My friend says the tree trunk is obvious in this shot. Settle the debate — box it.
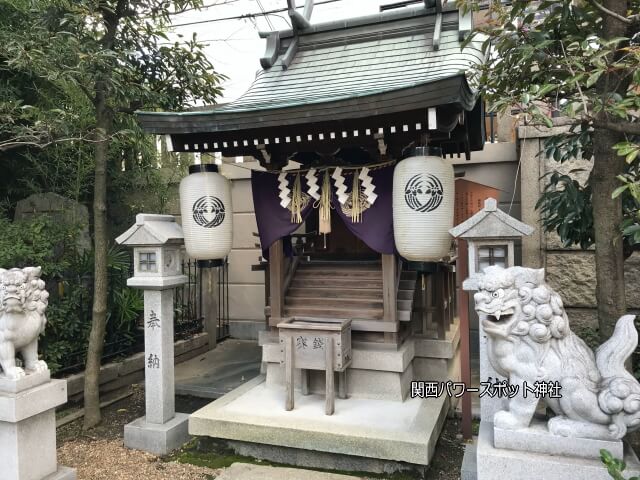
[83,84,111,430]
[592,0,629,341]
[592,126,626,340]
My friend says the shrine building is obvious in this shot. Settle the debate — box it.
[136,0,491,474]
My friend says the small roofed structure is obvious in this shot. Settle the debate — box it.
[450,197,534,290]
[116,214,187,289]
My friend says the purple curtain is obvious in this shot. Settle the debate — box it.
[251,165,395,258]
[331,165,395,255]
[251,170,313,257]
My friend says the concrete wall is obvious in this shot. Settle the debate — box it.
[519,122,640,336]
[220,161,267,340]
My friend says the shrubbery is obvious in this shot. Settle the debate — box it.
[0,215,143,374]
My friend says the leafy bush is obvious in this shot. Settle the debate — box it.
[0,215,143,374]
[601,449,639,480]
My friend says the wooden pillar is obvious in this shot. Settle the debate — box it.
[382,254,397,322]
[382,254,398,343]
[285,335,294,411]
[325,336,335,415]
[435,270,445,340]
[201,266,219,350]
[269,239,285,326]
[457,240,473,440]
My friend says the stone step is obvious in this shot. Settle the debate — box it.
[284,306,384,320]
[287,287,382,298]
[285,296,383,309]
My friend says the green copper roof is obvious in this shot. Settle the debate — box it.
[138,7,485,136]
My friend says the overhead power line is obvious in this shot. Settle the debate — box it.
[169,0,344,28]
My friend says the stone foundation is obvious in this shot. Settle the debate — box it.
[463,421,640,480]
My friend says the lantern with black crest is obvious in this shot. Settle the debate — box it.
[179,164,233,266]
[393,146,454,261]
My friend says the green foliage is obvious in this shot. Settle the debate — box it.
[601,449,640,480]
[0,0,222,381]
[613,163,640,247]
[0,214,143,373]
[459,0,640,251]
[536,170,594,249]
[0,0,222,205]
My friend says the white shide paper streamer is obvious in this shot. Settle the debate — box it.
[278,172,291,208]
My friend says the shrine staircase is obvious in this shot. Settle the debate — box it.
[284,261,417,323]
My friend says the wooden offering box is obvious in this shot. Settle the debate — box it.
[277,317,352,415]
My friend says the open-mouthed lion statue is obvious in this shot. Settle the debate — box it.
[475,265,640,440]
[0,267,49,380]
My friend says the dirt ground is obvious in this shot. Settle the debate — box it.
[56,385,466,480]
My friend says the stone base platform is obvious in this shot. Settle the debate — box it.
[0,369,50,393]
[463,421,640,480]
[189,375,448,470]
[124,412,191,455]
[494,419,623,460]
[43,466,77,480]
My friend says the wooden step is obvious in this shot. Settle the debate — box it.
[285,296,383,309]
[287,287,382,298]
[284,306,383,320]
[401,271,418,280]
[397,299,413,311]
[292,278,383,288]
[398,290,414,300]
[299,262,381,270]
[295,269,382,278]
[399,280,415,290]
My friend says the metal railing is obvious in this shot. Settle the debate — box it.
[53,259,205,376]
[217,258,230,341]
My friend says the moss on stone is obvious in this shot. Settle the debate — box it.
[168,438,422,479]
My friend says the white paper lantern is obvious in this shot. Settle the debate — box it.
[393,147,454,261]
[179,164,233,263]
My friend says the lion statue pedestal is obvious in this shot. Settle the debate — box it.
[0,267,76,480]
[469,266,640,480]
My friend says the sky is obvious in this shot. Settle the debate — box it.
[168,0,399,102]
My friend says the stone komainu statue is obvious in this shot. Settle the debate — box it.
[475,265,640,440]
[0,267,49,380]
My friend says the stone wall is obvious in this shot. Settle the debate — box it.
[519,121,640,335]
[14,192,91,251]
[219,161,267,340]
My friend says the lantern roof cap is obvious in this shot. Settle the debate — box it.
[449,197,534,239]
[116,214,184,247]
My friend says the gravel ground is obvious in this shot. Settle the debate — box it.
[57,385,220,480]
[58,439,221,480]
[56,384,465,480]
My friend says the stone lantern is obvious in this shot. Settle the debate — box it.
[116,214,189,455]
[449,197,534,423]
[449,197,534,292]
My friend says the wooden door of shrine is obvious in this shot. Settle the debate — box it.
[304,208,377,260]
